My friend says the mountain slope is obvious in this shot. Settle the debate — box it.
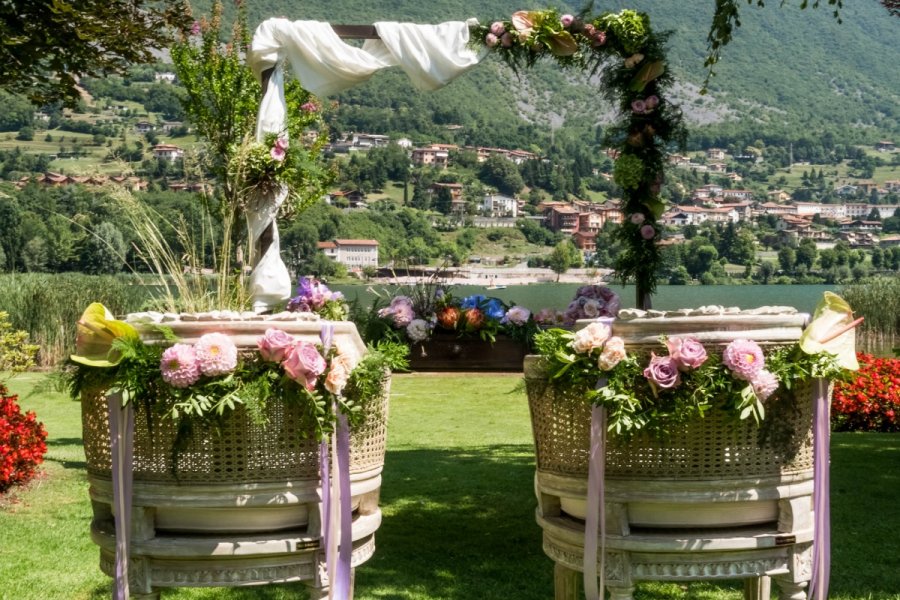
[189,1,900,139]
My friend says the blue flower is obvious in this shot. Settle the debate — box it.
[483,298,506,321]
[461,294,486,310]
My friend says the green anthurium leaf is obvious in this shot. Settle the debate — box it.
[629,60,665,92]
[799,292,860,371]
[547,31,578,57]
[70,302,139,367]
[643,196,666,219]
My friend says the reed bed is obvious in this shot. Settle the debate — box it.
[841,277,900,356]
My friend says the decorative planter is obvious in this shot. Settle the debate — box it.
[524,310,825,600]
[407,331,528,372]
[81,316,389,599]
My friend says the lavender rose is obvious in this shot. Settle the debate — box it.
[643,353,681,389]
[258,328,295,363]
[665,337,708,371]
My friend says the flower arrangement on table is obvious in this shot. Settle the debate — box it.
[374,290,539,348]
[533,292,860,435]
[472,9,687,308]
[286,276,348,321]
[67,303,406,441]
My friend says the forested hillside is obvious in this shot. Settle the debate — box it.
[189,0,899,148]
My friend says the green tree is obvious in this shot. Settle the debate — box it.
[778,246,797,274]
[80,221,127,274]
[756,261,776,284]
[684,243,719,279]
[796,239,817,271]
[21,237,49,272]
[0,0,189,107]
[547,239,581,282]
[479,155,524,196]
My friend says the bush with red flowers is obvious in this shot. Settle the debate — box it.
[832,353,900,432]
[0,384,48,493]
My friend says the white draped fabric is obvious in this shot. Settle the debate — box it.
[245,19,486,311]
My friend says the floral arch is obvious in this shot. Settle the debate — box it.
[247,8,684,311]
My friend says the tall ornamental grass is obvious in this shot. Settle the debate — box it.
[0,273,149,366]
[841,277,900,356]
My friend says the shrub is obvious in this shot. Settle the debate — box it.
[0,384,48,493]
[832,353,899,432]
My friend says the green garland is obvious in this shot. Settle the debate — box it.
[472,8,687,307]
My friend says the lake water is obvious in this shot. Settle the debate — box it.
[333,283,839,317]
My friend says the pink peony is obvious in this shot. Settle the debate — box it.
[560,14,574,28]
[665,337,708,371]
[643,353,681,389]
[160,343,201,388]
[195,332,238,376]
[490,21,506,36]
[640,224,656,240]
[572,322,611,355]
[324,354,354,396]
[751,369,779,401]
[282,341,327,391]
[503,305,531,326]
[485,33,499,47]
[723,339,765,381]
[258,328,295,363]
[598,336,626,371]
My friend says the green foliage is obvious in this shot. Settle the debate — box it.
[0,0,190,107]
[0,312,38,377]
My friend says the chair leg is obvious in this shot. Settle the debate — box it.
[744,576,772,600]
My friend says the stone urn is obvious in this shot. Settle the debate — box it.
[524,309,825,600]
[81,314,390,599]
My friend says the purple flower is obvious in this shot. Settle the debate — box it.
[190,21,201,36]
[643,353,681,390]
[282,341,326,390]
[723,339,765,381]
[160,343,201,388]
[560,14,574,28]
[631,99,647,114]
[640,224,656,240]
[378,296,415,328]
[195,332,238,376]
[490,21,506,36]
[288,276,337,311]
[665,337,708,371]
[751,369,779,401]
[485,33,499,47]
[270,146,286,162]
[629,212,645,225]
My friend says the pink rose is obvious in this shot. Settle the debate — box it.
[490,21,506,36]
[665,337,708,371]
[592,31,607,47]
[598,336,626,371]
[324,354,354,396]
[270,145,286,162]
[258,328,295,363]
[485,33,499,47]
[572,322,611,355]
[629,212,645,225]
[282,341,326,390]
[645,95,660,109]
[300,101,318,113]
[640,224,656,240]
[560,14,574,28]
[631,99,647,114]
[643,353,681,389]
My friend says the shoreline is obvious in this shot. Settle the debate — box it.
[368,266,614,287]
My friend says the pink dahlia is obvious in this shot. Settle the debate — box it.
[751,369,779,401]
[160,343,201,388]
[195,332,238,376]
[723,339,765,381]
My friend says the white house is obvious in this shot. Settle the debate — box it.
[317,239,379,269]
[152,144,184,162]
[481,194,518,218]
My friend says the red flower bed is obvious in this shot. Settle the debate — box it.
[0,383,48,493]
[832,353,900,432]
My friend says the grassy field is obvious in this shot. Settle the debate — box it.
[1,372,898,600]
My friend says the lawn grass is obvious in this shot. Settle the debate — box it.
[1,372,898,600]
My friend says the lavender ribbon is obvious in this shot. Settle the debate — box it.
[107,392,134,600]
[583,398,608,600]
[317,322,352,599]
[809,378,831,600]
